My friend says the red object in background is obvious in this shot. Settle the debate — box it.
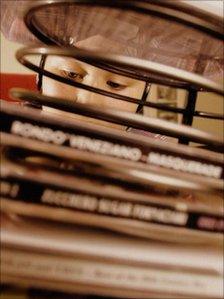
[0,73,37,102]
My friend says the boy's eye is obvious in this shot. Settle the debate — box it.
[61,70,84,81]
[107,80,126,91]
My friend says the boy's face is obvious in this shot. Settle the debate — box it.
[42,56,145,129]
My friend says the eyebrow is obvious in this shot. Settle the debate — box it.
[48,56,85,69]
[60,59,86,71]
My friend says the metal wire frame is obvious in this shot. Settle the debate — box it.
[37,54,47,92]
[24,0,223,45]
[23,0,224,92]
[16,46,224,116]
[36,55,152,115]
[21,0,224,145]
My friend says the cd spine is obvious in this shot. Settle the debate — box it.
[1,178,223,234]
[1,247,222,298]
[1,102,223,179]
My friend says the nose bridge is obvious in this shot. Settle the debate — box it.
[87,70,103,88]
[77,71,107,105]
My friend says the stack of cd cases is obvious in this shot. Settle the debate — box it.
[1,98,223,298]
[1,0,224,298]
